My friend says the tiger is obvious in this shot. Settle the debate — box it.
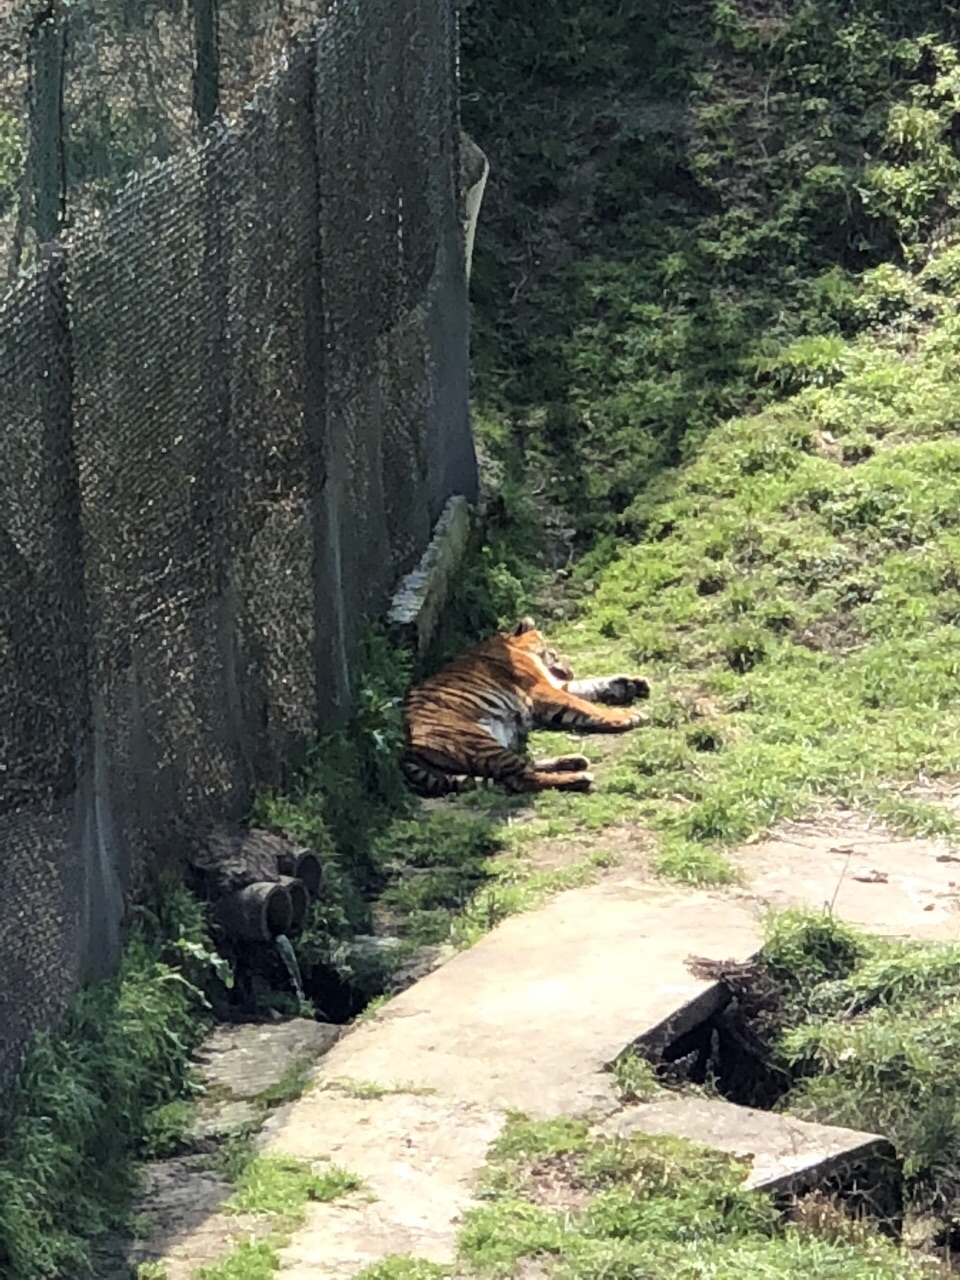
[402,617,650,796]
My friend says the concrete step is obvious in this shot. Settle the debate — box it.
[296,876,762,1116]
[598,1095,902,1225]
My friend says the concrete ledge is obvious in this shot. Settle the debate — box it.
[612,979,733,1065]
[387,494,471,654]
[597,1095,902,1226]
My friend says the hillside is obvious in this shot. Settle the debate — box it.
[460,0,960,877]
[448,0,960,1270]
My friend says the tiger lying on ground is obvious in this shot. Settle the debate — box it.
[402,617,650,796]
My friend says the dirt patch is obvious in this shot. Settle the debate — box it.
[911,775,960,815]
[509,818,652,877]
[526,1153,594,1212]
[92,1161,259,1280]
[793,615,865,656]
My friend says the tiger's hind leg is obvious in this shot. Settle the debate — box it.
[401,752,478,797]
[405,727,595,795]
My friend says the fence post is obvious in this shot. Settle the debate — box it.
[27,1,67,246]
[193,0,221,128]
[302,41,351,729]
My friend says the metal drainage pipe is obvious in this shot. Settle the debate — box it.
[277,876,310,932]
[215,881,292,942]
[276,848,323,898]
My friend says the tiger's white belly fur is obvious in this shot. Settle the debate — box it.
[476,688,534,751]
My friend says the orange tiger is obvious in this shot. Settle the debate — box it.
[402,617,650,795]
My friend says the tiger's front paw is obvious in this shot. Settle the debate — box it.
[535,753,591,773]
[600,676,651,706]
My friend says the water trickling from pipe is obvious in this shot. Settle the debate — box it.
[275,933,306,1005]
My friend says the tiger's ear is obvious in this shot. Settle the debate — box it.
[513,616,538,636]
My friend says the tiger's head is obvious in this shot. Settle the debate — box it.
[508,617,575,681]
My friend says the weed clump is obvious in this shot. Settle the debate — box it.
[0,875,219,1279]
[455,1113,924,1278]
[760,914,960,1218]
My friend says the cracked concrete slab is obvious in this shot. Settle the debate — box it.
[257,877,763,1277]
[298,878,762,1117]
[264,1091,504,1279]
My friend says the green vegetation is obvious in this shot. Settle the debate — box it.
[0,875,220,1280]
[227,1156,363,1223]
[452,1113,924,1279]
[194,1239,284,1280]
[761,911,960,1222]
[609,1051,663,1104]
[253,1054,317,1109]
[452,0,960,880]
[136,1263,169,1280]
[462,0,960,537]
[322,1077,438,1099]
[353,1259,450,1280]
[536,362,960,877]
[191,1157,362,1280]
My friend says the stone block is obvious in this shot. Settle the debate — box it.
[598,1095,902,1227]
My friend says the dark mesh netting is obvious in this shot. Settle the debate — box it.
[314,0,474,638]
[0,0,476,1091]
[0,263,89,1088]
[70,144,246,878]
[0,4,32,277]
[223,39,323,777]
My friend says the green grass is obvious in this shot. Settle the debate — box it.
[462,0,960,536]
[192,1157,363,1280]
[136,1263,169,1280]
[194,1239,283,1280]
[538,346,960,872]
[608,1052,663,1105]
[758,911,960,1220]
[322,1078,437,1100]
[352,1260,450,1280]
[253,1055,316,1109]
[226,1156,362,1224]
[451,1113,925,1279]
[0,875,220,1280]
[441,285,960,882]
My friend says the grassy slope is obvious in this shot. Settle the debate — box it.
[543,312,960,882]
[459,0,960,883]
[440,0,960,1272]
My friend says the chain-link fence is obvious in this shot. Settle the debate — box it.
[0,0,478,1091]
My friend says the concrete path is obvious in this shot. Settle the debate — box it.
[262,874,762,1278]
[123,809,960,1278]
[259,811,960,1279]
